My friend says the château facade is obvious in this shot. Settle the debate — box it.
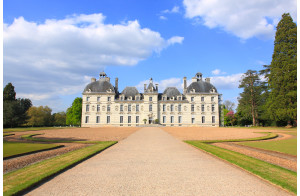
[81,72,222,127]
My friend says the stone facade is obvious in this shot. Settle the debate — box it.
[82,72,222,127]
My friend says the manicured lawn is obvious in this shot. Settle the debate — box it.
[3,141,117,196]
[4,141,61,158]
[239,138,297,156]
[229,126,297,131]
[186,141,297,194]
[3,127,77,133]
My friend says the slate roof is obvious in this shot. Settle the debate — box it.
[147,83,156,91]
[121,87,139,98]
[163,87,181,98]
[187,80,217,93]
[83,80,115,93]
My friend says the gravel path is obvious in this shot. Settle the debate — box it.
[26,128,291,195]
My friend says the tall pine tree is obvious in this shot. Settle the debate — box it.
[267,13,297,126]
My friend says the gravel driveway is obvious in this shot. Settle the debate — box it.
[26,127,291,195]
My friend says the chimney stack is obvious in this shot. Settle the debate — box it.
[183,77,187,94]
[155,84,158,91]
[91,77,96,82]
[205,78,210,83]
[115,77,118,92]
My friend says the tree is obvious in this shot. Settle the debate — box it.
[53,112,67,126]
[3,83,16,101]
[66,97,82,126]
[223,106,230,126]
[27,106,52,127]
[226,111,236,126]
[267,13,297,126]
[237,70,264,126]
[223,100,235,111]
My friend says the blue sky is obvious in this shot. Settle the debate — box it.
[3,0,297,112]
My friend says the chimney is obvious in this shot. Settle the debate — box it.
[144,84,147,92]
[91,77,96,82]
[115,77,118,92]
[205,78,210,83]
[192,77,197,82]
[155,84,158,91]
[183,77,187,94]
[106,77,110,82]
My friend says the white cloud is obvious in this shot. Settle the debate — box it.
[211,69,226,75]
[163,6,180,14]
[210,73,244,90]
[183,0,297,39]
[4,13,184,112]
[160,16,168,20]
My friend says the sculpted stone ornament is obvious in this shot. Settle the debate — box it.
[92,105,95,111]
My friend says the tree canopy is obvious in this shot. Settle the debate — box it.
[26,106,52,127]
[66,97,82,126]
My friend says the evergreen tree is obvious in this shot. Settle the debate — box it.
[267,13,297,126]
[66,97,82,126]
[3,83,16,101]
[237,70,263,126]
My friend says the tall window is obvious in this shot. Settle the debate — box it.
[128,116,131,123]
[212,116,215,123]
[107,105,110,112]
[192,118,195,124]
[201,104,204,112]
[120,104,123,112]
[178,116,182,123]
[97,104,100,112]
[128,104,131,112]
[120,116,123,123]
[96,116,100,123]
[97,97,100,102]
[202,116,205,123]
[163,104,166,112]
[163,116,166,123]
[178,104,181,112]
[86,97,90,101]
[212,104,215,112]
[136,116,139,123]
[191,104,194,112]
[108,97,111,101]
[211,97,214,102]
[136,104,139,112]
[86,105,89,112]
[178,96,182,101]
[85,116,89,123]
[120,96,124,101]
[149,104,152,112]
[171,104,174,112]
[149,97,152,101]
[107,116,110,123]
[191,97,194,102]
[201,97,204,101]
[171,116,174,123]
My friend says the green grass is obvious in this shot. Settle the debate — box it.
[3,127,77,133]
[21,134,100,144]
[226,126,297,131]
[186,141,297,194]
[3,141,62,158]
[240,138,297,156]
[3,141,117,196]
[3,133,14,137]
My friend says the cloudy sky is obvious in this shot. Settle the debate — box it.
[3,0,297,112]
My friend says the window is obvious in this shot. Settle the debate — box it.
[201,97,204,102]
[136,104,139,112]
[97,104,100,112]
[107,116,110,123]
[149,97,152,101]
[191,104,194,112]
[86,97,90,101]
[120,116,123,123]
[171,116,174,123]
[178,104,181,112]
[120,104,123,112]
[128,104,131,112]
[96,116,100,123]
[85,116,89,123]
[178,97,182,101]
[108,97,111,101]
[191,97,194,102]
[120,96,124,101]
[149,104,152,112]
[212,104,215,112]
[201,104,204,112]
[163,104,166,112]
[171,104,174,112]
[202,116,205,123]
[178,116,182,123]
[107,105,110,112]
[136,96,139,100]
[128,116,131,123]
[97,97,100,102]
[163,116,166,123]
[163,97,166,101]
[211,97,214,102]
[212,116,215,123]
[86,105,89,112]
[192,118,195,124]
[136,116,139,123]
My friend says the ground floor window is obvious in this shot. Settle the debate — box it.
[128,116,131,123]
[202,116,205,123]
[178,116,182,123]
[163,116,166,123]
[191,118,195,124]
[171,116,174,123]
[96,116,100,123]
[85,116,89,123]
[107,116,110,123]
[136,116,139,123]
[120,116,123,123]
[212,116,215,123]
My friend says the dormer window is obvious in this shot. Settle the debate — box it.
[120,96,124,101]
[86,97,90,101]
[108,97,111,101]
[178,96,182,101]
